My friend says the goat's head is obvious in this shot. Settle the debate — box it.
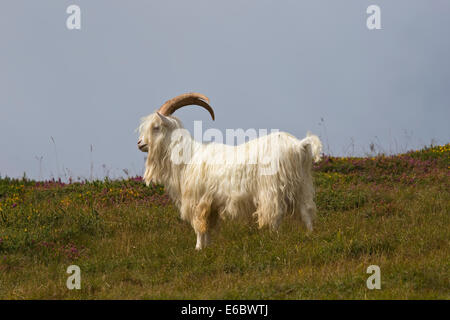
[137,93,215,155]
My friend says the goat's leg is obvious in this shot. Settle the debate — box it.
[195,231,207,250]
[193,201,212,250]
[299,201,316,232]
[301,181,317,232]
[194,229,210,250]
[255,193,283,230]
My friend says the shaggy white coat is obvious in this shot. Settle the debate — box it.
[138,113,322,249]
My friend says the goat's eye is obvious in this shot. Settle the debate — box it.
[153,126,160,131]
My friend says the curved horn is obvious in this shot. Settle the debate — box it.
[157,93,215,121]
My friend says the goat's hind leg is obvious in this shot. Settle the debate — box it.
[298,200,316,232]
[255,193,284,230]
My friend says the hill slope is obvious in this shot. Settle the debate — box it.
[0,144,449,299]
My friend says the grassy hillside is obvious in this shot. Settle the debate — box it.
[0,144,449,299]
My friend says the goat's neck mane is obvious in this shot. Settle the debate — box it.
[144,129,201,204]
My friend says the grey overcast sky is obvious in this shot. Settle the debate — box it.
[0,0,449,180]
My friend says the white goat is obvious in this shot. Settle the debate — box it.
[138,93,322,250]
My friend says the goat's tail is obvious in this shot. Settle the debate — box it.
[301,132,323,163]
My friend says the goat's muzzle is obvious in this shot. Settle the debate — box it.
[138,139,148,152]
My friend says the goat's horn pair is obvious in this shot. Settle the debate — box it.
[158,93,215,121]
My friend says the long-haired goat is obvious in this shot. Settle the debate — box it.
[138,93,322,250]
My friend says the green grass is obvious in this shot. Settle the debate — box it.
[0,144,449,299]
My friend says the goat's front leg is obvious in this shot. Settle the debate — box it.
[193,201,212,250]
[195,231,210,250]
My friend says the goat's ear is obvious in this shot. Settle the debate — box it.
[156,112,172,127]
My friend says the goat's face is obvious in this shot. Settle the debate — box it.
[137,93,214,164]
[138,112,181,154]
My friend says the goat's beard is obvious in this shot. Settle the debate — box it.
[143,141,173,186]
